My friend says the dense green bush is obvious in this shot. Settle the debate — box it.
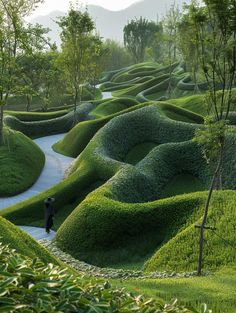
[4,102,95,138]
[5,109,69,121]
[0,242,207,313]
[0,129,45,196]
[57,188,206,266]
[53,102,151,157]
[177,75,208,91]
[54,107,209,265]
[90,97,139,118]
[0,216,59,264]
[55,105,236,266]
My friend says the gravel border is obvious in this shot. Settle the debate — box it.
[39,239,209,280]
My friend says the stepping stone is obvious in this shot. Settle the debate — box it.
[18,226,56,241]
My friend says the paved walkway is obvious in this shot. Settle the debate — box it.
[19,226,56,241]
[0,133,74,210]
[1,88,111,242]
[101,91,113,99]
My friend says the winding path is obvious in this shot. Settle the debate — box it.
[0,133,74,210]
[0,90,112,240]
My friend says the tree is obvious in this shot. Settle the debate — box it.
[0,0,44,144]
[178,2,201,92]
[123,17,160,63]
[88,35,108,95]
[57,7,95,120]
[14,25,51,111]
[103,39,133,71]
[146,22,164,62]
[162,3,181,96]
[191,0,236,276]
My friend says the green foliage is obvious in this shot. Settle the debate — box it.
[90,97,139,118]
[0,241,206,313]
[162,174,205,198]
[0,0,49,142]
[0,128,44,196]
[0,216,58,264]
[102,39,133,71]
[145,191,236,272]
[55,106,211,265]
[4,102,94,138]
[57,6,103,110]
[5,109,68,121]
[124,17,161,63]
[194,117,227,163]
[119,267,236,313]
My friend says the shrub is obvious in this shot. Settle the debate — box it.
[0,241,209,313]
[0,216,59,264]
[0,129,45,196]
[4,102,94,138]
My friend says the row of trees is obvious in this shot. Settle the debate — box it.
[0,1,133,143]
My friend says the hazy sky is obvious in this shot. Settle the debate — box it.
[31,0,141,17]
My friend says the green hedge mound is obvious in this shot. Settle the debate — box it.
[0,216,58,264]
[0,129,45,196]
[145,190,236,272]
[5,109,69,121]
[55,105,236,267]
[4,102,94,138]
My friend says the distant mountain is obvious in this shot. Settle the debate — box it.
[30,0,191,45]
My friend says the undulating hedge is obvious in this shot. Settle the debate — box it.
[5,109,69,121]
[0,128,45,196]
[4,102,95,138]
[0,216,59,264]
[145,190,236,272]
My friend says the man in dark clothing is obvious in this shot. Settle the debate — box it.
[44,197,55,234]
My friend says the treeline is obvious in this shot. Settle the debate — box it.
[0,0,235,115]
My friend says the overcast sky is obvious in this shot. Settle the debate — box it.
[30,0,141,18]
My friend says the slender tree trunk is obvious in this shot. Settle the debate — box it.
[197,145,223,276]
[193,65,200,94]
[26,95,31,112]
[73,86,81,125]
[0,104,4,145]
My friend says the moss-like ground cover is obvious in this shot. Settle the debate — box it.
[0,129,45,196]
[0,216,58,264]
[0,63,235,313]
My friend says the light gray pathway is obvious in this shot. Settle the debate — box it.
[96,84,113,100]
[101,91,113,99]
[19,226,56,241]
[0,133,74,210]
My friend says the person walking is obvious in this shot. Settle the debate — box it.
[44,197,55,234]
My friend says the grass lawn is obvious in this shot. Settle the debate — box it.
[113,267,236,313]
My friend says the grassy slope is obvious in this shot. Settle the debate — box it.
[0,129,45,196]
[54,101,203,158]
[0,216,59,264]
[145,190,236,272]
[5,109,69,121]
[116,267,236,313]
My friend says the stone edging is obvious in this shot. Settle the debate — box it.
[39,239,209,280]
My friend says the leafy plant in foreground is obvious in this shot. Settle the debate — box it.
[0,241,211,312]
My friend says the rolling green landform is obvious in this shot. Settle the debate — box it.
[0,129,45,196]
[1,60,236,312]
